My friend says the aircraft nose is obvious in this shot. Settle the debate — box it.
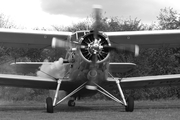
[86,69,98,90]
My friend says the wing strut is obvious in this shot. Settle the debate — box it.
[94,82,124,104]
[91,77,134,112]
[116,79,127,106]
[107,72,127,106]
[46,81,87,113]
[54,82,87,106]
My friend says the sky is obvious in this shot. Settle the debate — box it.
[0,0,180,29]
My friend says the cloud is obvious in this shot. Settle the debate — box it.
[40,0,94,17]
[40,0,121,17]
[40,0,180,24]
[40,0,159,17]
[40,0,157,15]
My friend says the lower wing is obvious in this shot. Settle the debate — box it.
[109,62,136,73]
[0,74,72,91]
[107,74,180,89]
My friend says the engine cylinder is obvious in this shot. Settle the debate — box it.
[79,32,110,63]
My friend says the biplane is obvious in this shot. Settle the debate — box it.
[1,5,180,113]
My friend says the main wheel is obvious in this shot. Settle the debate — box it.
[125,97,134,112]
[68,100,75,107]
[46,97,54,113]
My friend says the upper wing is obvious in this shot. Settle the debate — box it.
[106,30,180,48]
[0,28,72,48]
[0,74,72,91]
[107,74,180,89]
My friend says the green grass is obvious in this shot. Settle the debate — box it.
[0,100,180,120]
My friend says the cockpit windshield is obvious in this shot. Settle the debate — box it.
[71,31,89,42]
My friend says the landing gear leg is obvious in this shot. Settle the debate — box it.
[93,78,134,112]
[46,80,62,113]
[46,81,86,113]
[116,80,134,112]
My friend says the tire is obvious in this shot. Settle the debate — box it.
[68,100,75,107]
[46,97,54,113]
[125,97,134,112]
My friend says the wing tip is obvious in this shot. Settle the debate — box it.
[52,37,57,48]
[135,45,139,57]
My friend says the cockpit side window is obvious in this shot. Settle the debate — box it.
[77,32,85,39]
[71,33,76,42]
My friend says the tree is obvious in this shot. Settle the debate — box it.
[91,16,144,32]
[0,13,16,28]
[157,7,180,30]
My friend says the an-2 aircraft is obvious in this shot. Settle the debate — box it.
[1,5,180,113]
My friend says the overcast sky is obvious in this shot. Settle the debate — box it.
[0,0,180,29]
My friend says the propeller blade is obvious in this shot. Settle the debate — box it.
[116,44,139,56]
[52,37,70,48]
[52,37,88,49]
[104,44,139,56]
[91,54,98,64]
[93,5,102,39]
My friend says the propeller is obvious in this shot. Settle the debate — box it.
[87,5,101,88]
[51,5,139,57]
[91,5,139,57]
[51,5,102,50]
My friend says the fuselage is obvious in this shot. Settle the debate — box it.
[64,31,110,97]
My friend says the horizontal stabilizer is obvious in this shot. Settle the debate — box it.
[109,63,136,73]
[11,60,69,74]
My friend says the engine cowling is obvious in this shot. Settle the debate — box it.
[79,32,111,63]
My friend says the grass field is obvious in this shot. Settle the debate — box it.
[0,100,180,120]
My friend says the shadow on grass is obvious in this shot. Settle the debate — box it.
[135,104,180,110]
[0,106,44,113]
[53,104,124,113]
[1,100,180,113]
[0,103,125,113]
